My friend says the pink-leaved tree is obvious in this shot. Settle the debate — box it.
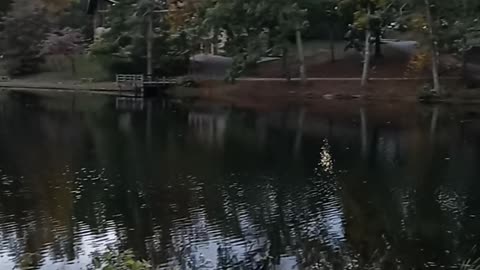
[40,27,84,75]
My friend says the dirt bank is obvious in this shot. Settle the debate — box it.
[182,78,468,105]
[249,41,461,79]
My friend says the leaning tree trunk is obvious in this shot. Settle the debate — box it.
[361,6,372,87]
[424,0,441,93]
[296,27,307,84]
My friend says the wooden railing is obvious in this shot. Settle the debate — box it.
[116,74,144,90]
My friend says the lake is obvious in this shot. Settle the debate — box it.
[0,92,479,269]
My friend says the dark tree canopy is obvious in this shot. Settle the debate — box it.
[0,0,13,14]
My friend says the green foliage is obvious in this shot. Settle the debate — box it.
[337,0,392,40]
[338,0,391,57]
[338,0,387,29]
[0,0,13,14]
[88,249,151,270]
[89,0,190,77]
[16,253,43,270]
[0,0,89,76]
[57,0,94,38]
[2,0,480,81]
[0,0,52,75]
[395,0,480,53]
[200,0,307,79]
[300,0,343,40]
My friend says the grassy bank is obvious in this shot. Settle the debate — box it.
[0,55,111,82]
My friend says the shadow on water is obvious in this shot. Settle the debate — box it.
[0,92,480,269]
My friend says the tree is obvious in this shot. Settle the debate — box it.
[393,0,480,92]
[325,1,338,62]
[40,28,85,75]
[423,0,440,93]
[362,4,372,87]
[201,0,307,81]
[396,0,477,93]
[90,0,190,77]
[0,0,13,14]
[0,0,51,75]
[301,0,339,62]
[339,0,387,87]
[57,0,93,39]
[296,27,307,83]
[41,0,73,13]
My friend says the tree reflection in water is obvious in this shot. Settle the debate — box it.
[0,93,479,269]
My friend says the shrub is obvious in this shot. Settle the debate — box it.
[88,249,151,270]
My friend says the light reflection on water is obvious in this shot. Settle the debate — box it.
[0,92,479,269]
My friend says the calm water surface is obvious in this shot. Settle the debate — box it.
[0,92,480,269]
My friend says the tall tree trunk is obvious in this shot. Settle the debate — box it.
[462,0,468,17]
[461,0,468,64]
[424,0,441,93]
[374,31,382,58]
[69,56,76,76]
[146,12,153,78]
[361,6,371,87]
[295,28,307,84]
[212,28,219,55]
[282,46,291,81]
[329,23,335,62]
[93,14,99,40]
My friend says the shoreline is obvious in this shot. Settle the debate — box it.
[176,78,480,105]
[1,77,479,105]
[0,81,137,97]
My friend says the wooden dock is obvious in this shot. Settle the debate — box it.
[116,74,178,98]
[142,78,177,98]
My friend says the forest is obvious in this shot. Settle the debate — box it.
[1,0,480,92]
